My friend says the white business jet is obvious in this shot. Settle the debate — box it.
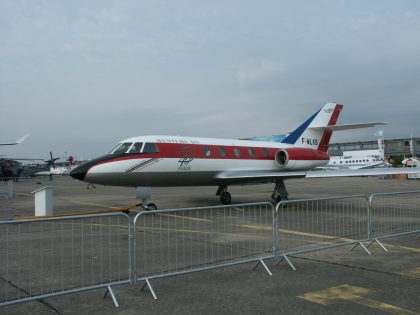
[70,103,418,209]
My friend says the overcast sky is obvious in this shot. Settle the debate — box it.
[1,0,420,160]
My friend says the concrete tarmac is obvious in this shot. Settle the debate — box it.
[1,176,420,314]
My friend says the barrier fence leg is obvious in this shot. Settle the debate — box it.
[103,285,119,308]
[141,278,158,300]
[275,254,296,271]
[366,239,389,252]
[350,242,372,255]
[252,258,273,276]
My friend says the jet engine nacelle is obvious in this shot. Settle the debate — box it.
[275,148,329,170]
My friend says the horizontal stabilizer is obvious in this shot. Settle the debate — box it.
[309,122,387,132]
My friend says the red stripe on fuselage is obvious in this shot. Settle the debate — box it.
[318,104,343,152]
[285,148,330,161]
[92,143,329,168]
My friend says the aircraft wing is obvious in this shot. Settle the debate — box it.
[318,161,390,171]
[215,167,420,183]
[0,134,29,146]
[215,170,307,184]
[305,167,420,178]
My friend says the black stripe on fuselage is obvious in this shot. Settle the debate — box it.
[125,158,159,172]
[71,152,157,181]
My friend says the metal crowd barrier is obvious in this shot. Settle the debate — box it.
[133,202,275,299]
[368,190,420,250]
[2,191,420,308]
[275,195,371,269]
[0,212,131,307]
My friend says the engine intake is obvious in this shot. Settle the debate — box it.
[275,150,289,167]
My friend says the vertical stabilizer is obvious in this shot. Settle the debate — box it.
[282,103,343,152]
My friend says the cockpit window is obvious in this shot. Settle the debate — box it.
[143,142,159,153]
[128,142,143,154]
[108,143,122,154]
[112,142,132,154]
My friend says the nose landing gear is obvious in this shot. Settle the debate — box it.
[136,186,157,211]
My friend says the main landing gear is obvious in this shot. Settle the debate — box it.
[217,180,290,206]
[216,185,232,205]
[271,179,289,205]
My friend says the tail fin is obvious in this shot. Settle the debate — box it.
[282,103,343,152]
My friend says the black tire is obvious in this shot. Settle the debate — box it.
[220,192,232,205]
[146,203,157,211]
[276,196,288,208]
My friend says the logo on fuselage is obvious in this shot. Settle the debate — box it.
[178,155,194,171]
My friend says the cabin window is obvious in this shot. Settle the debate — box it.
[262,148,269,157]
[234,148,241,157]
[112,142,132,154]
[248,148,255,157]
[143,143,159,153]
[219,147,226,157]
[128,142,143,154]
[203,147,211,157]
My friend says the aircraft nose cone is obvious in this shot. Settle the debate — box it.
[70,164,88,181]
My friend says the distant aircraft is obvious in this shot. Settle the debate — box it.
[48,155,79,175]
[0,135,29,178]
[0,158,24,178]
[70,103,419,209]
[1,152,60,179]
[0,135,29,146]
[321,138,390,170]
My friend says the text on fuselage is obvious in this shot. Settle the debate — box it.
[301,138,319,146]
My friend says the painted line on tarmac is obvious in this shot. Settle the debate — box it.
[241,224,420,254]
[156,213,212,222]
[135,226,270,239]
[240,224,349,241]
[300,284,418,315]
[17,191,123,210]
[15,192,120,209]
[56,221,129,230]
[399,267,420,279]
[382,244,420,254]
[58,198,120,209]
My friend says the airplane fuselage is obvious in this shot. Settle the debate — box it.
[71,135,330,187]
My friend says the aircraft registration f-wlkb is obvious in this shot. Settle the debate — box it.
[70,103,419,209]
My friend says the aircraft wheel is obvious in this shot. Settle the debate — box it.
[276,196,288,208]
[220,192,232,205]
[146,203,157,211]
